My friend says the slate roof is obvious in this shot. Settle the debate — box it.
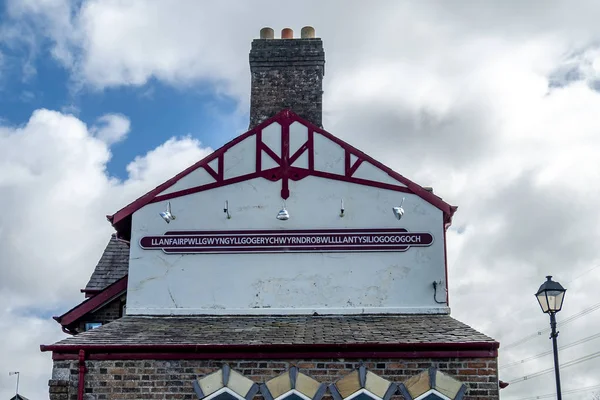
[54,276,128,329]
[84,234,129,293]
[47,314,496,347]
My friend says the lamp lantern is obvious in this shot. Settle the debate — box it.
[535,275,566,400]
[535,275,566,313]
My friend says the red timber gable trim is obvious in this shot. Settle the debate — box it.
[81,288,101,298]
[41,341,499,361]
[53,276,128,328]
[107,110,457,239]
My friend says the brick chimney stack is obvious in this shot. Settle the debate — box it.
[249,26,325,129]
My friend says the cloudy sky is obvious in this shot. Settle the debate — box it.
[1,0,600,398]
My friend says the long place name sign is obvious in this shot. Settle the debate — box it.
[139,229,434,254]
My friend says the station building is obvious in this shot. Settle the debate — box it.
[42,27,500,400]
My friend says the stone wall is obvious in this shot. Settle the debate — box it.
[249,38,325,129]
[48,357,499,400]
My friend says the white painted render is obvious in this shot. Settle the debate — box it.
[223,136,255,180]
[353,161,407,187]
[129,120,448,315]
[289,121,308,155]
[159,168,215,195]
[313,133,345,175]
[291,151,309,169]
[262,121,283,157]
[128,178,447,315]
[262,151,280,170]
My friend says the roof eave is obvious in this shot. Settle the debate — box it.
[53,276,128,328]
[41,340,499,359]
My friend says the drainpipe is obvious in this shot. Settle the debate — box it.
[77,349,87,400]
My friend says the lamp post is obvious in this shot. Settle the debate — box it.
[9,371,20,399]
[535,276,566,400]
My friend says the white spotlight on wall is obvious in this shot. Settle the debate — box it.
[159,202,176,223]
[276,203,290,220]
[392,197,405,220]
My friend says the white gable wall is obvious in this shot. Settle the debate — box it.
[128,178,447,315]
[127,120,449,315]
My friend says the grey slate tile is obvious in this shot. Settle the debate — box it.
[84,234,129,292]
[50,315,496,347]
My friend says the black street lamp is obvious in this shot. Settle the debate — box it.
[535,276,567,400]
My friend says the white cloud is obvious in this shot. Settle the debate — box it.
[0,313,64,400]
[4,0,75,65]
[2,1,600,398]
[320,9,600,395]
[0,109,212,399]
[90,113,130,145]
[125,136,205,183]
[2,0,404,103]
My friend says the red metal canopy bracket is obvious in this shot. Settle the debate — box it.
[107,109,457,239]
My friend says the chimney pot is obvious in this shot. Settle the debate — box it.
[301,26,315,38]
[281,28,294,39]
[260,27,274,39]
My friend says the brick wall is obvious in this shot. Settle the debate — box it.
[76,295,125,333]
[48,357,499,400]
[249,38,325,129]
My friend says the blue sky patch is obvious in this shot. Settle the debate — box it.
[0,4,248,179]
